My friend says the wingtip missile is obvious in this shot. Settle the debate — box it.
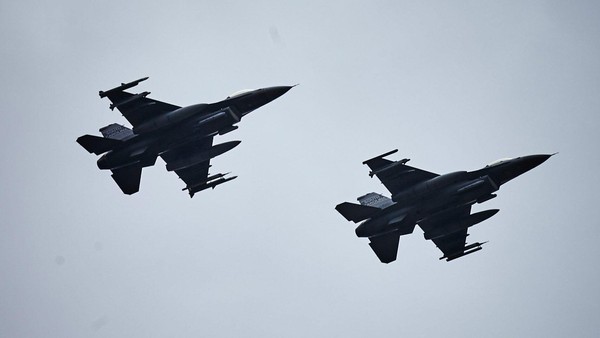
[182,172,231,191]
[439,241,488,261]
[368,158,411,178]
[362,149,399,165]
[214,175,237,188]
[99,76,149,98]
[185,173,238,197]
[445,246,482,261]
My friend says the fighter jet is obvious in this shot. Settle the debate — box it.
[77,77,293,197]
[335,150,554,263]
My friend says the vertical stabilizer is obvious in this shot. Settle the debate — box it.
[100,123,134,141]
[358,192,394,209]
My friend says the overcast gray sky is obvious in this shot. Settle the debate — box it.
[1,1,599,337]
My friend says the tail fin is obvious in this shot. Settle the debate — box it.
[76,135,122,155]
[100,123,134,140]
[335,202,380,223]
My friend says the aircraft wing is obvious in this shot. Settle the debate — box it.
[98,77,180,127]
[363,150,438,195]
[100,78,181,127]
[430,229,470,261]
[418,206,486,261]
[160,137,236,197]
[160,137,213,190]
[102,91,181,128]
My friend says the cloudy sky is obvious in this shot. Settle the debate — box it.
[1,1,599,337]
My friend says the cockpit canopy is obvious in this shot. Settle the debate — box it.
[227,89,254,99]
[485,158,514,168]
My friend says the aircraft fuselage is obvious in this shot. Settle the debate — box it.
[355,155,551,238]
[95,86,292,171]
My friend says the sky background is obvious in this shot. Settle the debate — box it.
[1,1,599,337]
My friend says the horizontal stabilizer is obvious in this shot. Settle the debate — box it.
[76,135,122,155]
[111,164,142,195]
[368,230,401,263]
[335,202,380,223]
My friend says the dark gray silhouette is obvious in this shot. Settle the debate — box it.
[77,77,293,197]
[336,150,554,263]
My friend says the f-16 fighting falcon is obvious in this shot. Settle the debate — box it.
[335,150,554,263]
[77,77,293,197]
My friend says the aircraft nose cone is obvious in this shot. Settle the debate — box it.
[236,85,294,116]
[501,154,554,184]
[520,154,554,171]
[492,153,554,185]
[263,85,295,102]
